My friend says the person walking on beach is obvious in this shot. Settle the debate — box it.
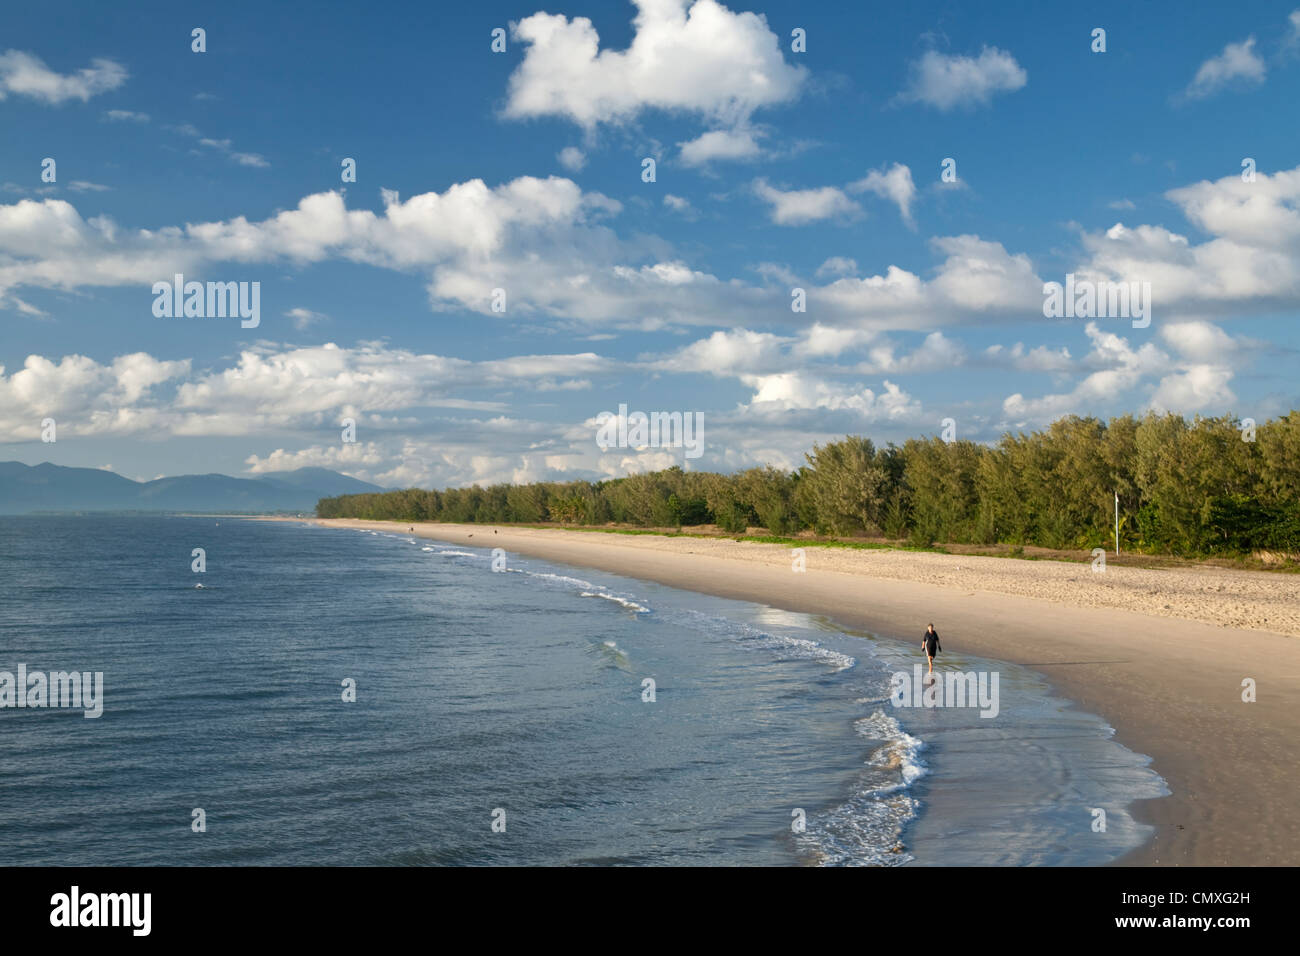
[922,623,941,678]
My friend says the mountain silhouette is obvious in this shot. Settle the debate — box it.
[0,461,383,514]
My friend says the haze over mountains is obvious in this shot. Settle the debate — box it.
[0,462,384,514]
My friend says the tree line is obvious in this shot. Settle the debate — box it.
[316,411,1300,557]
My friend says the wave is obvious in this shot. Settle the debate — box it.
[796,709,927,866]
[579,591,650,613]
[662,608,856,672]
[521,570,596,590]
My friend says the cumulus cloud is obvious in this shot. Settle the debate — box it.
[752,178,860,225]
[816,234,1043,328]
[1149,364,1236,413]
[849,163,917,227]
[1184,37,1266,99]
[1069,167,1300,317]
[739,372,920,421]
[815,257,858,278]
[0,352,189,439]
[0,343,615,443]
[1003,323,1170,422]
[503,0,806,130]
[791,323,877,358]
[652,327,790,375]
[857,331,965,374]
[662,193,695,216]
[8,165,1296,345]
[1002,321,1255,423]
[0,178,627,315]
[984,342,1073,373]
[557,146,586,172]
[678,127,764,166]
[896,46,1026,110]
[0,50,127,104]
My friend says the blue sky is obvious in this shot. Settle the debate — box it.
[2,0,1298,487]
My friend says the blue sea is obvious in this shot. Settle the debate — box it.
[0,516,1166,865]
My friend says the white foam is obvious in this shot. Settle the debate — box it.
[858,710,928,789]
[794,709,928,866]
[580,591,650,613]
[524,570,596,589]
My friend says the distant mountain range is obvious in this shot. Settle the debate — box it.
[0,462,384,515]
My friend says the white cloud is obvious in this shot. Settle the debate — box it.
[849,163,917,227]
[857,331,965,374]
[815,257,858,278]
[1185,37,1265,99]
[663,193,694,214]
[1149,365,1236,413]
[173,124,270,168]
[791,323,876,358]
[984,342,1073,373]
[9,164,1295,341]
[557,147,586,172]
[1070,167,1300,316]
[0,352,190,439]
[897,46,1026,110]
[1001,321,1255,423]
[739,372,920,420]
[1003,323,1170,422]
[103,109,149,122]
[752,178,860,225]
[0,50,127,104]
[0,343,618,443]
[1165,166,1300,245]
[653,327,790,374]
[678,127,764,166]
[0,178,624,311]
[285,307,328,330]
[503,0,807,129]
[816,235,1042,329]
[231,152,270,168]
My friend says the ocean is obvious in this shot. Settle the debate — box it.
[0,516,1166,865]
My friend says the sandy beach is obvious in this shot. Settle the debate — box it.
[290,518,1300,866]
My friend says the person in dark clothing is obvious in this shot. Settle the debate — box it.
[922,623,941,677]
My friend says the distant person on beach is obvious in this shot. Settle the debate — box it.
[922,624,941,676]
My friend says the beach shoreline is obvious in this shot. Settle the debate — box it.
[273,517,1300,866]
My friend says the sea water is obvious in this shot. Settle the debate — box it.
[0,516,1165,865]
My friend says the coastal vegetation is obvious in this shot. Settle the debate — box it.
[316,411,1300,559]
